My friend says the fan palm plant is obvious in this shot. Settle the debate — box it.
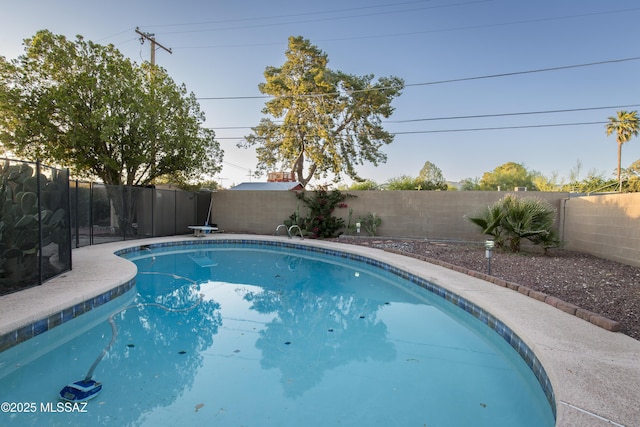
[467,195,561,253]
[605,110,640,192]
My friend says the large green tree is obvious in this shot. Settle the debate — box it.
[479,162,538,191]
[241,36,404,187]
[605,110,639,192]
[459,177,480,191]
[417,160,448,190]
[0,30,222,187]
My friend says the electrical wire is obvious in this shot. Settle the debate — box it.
[405,57,640,88]
[211,121,609,140]
[148,1,489,36]
[206,103,640,134]
[195,56,640,100]
[389,121,609,135]
[210,120,617,139]
[143,0,441,29]
[387,104,640,123]
[174,7,640,50]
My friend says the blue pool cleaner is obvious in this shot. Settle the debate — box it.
[59,312,118,402]
[59,276,203,403]
[59,379,103,402]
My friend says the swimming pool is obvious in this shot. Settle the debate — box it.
[0,239,555,426]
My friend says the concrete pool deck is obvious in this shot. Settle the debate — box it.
[0,234,638,427]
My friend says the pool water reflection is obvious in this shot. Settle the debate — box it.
[0,242,555,426]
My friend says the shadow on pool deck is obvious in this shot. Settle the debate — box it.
[0,234,638,427]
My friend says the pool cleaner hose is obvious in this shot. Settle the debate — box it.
[59,292,203,403]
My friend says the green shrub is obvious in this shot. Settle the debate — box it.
[359,212,382,236]
[467,194,561,253]
[286,188,352,238]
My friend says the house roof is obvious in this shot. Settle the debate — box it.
[229,182,303,191]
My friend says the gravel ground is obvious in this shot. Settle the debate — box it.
[330,238,640,342]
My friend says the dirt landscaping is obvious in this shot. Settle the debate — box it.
[331,238,640,341]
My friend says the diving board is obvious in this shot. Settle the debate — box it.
[188,225,218,237]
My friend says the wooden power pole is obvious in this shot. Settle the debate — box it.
[135,27,172,66]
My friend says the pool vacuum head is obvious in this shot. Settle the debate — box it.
[59,379,102,402]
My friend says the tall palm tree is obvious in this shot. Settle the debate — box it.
[606,110,640,191]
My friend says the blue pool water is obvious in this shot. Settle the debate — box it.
[0,241,555,426]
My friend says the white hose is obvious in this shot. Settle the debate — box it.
[83,272,203,381]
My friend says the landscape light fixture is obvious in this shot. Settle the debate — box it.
[485,240,495,275]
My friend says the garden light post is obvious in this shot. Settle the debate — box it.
[485,240,495,275]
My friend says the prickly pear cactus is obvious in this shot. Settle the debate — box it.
[0,160,70,294]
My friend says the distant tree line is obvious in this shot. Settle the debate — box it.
[345,110,640,193]
[345,159,640,193]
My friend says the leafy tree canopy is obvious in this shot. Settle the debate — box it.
[622,159,640,192]
[383,174,444,191]
[241,36,404,187]
[532,171,562,192]
[479,162,538,191]
[385,175,419,190]
[0,30,222,187]
[417,161,448,190]
[459,177,480,191]
[382,161,448,191]
[348,179,379,190]
[561,161,616,193]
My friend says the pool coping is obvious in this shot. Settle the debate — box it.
[1,234,639,427]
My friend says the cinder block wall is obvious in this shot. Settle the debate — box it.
[563,193,640,267]
[342,191,566,240]
[210,190,639,266]
[211,190,568,242]
[211,191,299,235]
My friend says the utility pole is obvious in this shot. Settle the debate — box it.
[135,27,172,66]
[135,27,171,181]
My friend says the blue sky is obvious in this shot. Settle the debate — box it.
[2,0,640,187]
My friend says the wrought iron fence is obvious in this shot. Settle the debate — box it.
[0,159,71,296]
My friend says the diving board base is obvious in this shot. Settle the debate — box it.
[188,225,219,237]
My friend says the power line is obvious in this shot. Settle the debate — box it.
[223,161,252,171]
[404,57,640,88]
[196,55,640,100]
[151,1,489,36]
[221,122,609,138]
[96,28,136,43]
[143,0,440,29]
[390,121,608,135]
[200,95,269,100]
[175,7,640,50]
[212,120,610,140]
[387,104,640,123]
[208,103,639,133]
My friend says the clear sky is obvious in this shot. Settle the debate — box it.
[2,0,640,188]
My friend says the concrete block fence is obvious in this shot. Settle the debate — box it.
[209,190,640,268]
